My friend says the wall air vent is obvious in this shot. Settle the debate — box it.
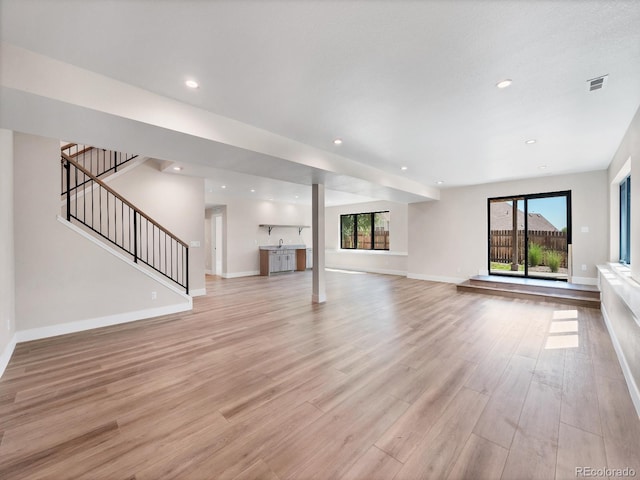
[587,74,608,92]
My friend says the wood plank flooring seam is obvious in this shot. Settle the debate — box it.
[502,367,535,453]
[1,272,639,479]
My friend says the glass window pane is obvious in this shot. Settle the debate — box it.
[527,195,568,280]
[620,176,631,264]
[357,214,372,250]
[341,214,355,249]
[489,198,525,277]
[374,212,390,249]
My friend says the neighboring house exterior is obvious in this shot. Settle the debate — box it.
[490,201,559,231]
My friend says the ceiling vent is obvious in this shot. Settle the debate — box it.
[587,74,608,92]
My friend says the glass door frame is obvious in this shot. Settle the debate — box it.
[487,190,572,281]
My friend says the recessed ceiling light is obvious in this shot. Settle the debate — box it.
[436,180,444,185]
[539,165,548,170]
[400,166,408,171]
[250,189,255,193]
[333,138,343,145]
[525,139,537,144]
[295,195,299,199]
[221,185,226,189]
[496,79,513,89]
[185,80,199,89]
[173,166,182,171]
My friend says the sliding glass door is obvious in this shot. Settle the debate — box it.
[488,197,526,277]
[488,191,571,281]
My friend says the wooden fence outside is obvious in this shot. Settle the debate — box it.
[342,232,389,250]
[490,230,567,267]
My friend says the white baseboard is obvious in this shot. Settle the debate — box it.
[190,288,207,297]
[222,271,260,279]
[0,333,17,379]
[571,276,599,286]
[407,273,466,284]
[205,269,214,275]
[601,303,640,419]
[15,302,192,343]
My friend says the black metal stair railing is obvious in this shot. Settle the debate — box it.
[61,143,138,176]
[61,152,189,294]
[60,143,138,193]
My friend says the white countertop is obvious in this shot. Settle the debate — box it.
[259,245,307,251]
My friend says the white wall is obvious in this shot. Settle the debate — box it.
[408,170,609,284]
[13,132,190,333]
[602,105,640,416]
[106,160,206,294]
[0,129,15,371]
[608,105,640,282]
[205,193,312,277]
[325,200,408,275]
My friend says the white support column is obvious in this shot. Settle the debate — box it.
[312,183,326,304]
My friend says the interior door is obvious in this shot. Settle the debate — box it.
[214,215,223,275]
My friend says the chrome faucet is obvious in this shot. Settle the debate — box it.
[279,238,284,248]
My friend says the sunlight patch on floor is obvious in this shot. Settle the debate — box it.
[325,268,367,275]
[549,320,578,333]
[545,310,580,349]
[552,309,578,320]
[545,334,579,349]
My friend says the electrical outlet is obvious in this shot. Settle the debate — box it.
[151,291,157,300]
[581,264,587,271]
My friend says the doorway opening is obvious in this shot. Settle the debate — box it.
[205,206,225,277]
[488,191,571,281]
[214,214,223,275]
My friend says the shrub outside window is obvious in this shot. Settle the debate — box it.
[340,211,389,250]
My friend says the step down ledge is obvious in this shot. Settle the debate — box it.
[467,275,600,299]
[467,281,600,300]
[457,281,600,309]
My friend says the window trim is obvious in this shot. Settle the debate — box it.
[340,210,390,251]
[620,175,631,265]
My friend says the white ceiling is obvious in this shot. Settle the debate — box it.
[2,0,640,198]
[162,162,380,207]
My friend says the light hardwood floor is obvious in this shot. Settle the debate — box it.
[1,271,639,479]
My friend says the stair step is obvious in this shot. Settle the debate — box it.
[468,275,600,300]
[457,276,600,309]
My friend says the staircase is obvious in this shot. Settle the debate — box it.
[60,146,190,294]
[60,143,138,180]
[457,275,600,309]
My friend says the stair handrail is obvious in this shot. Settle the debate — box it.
[61,143,137,178]
[62,152,190,293]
